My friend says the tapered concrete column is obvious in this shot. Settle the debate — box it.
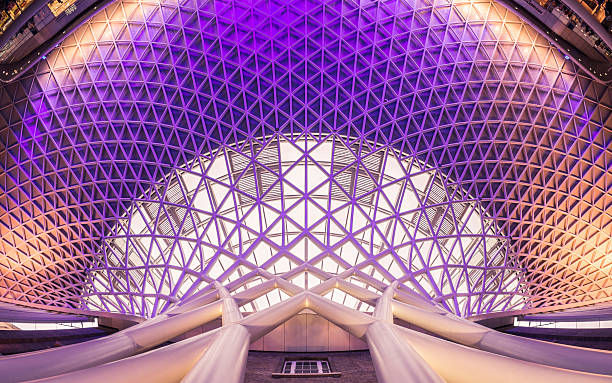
[180,292,311,383]
[305,291,443,383]
[216,282,243,324]
[1,299,223,383]
[180,285,250,383]
[21,279,612,383]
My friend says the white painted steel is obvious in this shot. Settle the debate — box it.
[392,298,612,375]
[0,300,223,382]
[5,274,612,383]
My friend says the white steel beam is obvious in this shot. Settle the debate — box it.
[32,329,221,383]
[395,325,612,383]
[392,298,612,375]
[367,283,445,383]
[1,299,223,383]
[181,323,249,383]
[367,321,445,383]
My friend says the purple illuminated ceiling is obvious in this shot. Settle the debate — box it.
[0,0,609,314]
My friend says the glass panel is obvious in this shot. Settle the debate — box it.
[284,360,330,374]
[90,135,521,318]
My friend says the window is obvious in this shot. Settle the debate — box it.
[282,360,330,374]
[90,135,521,318]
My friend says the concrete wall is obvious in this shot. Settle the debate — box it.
[249,313,368,352]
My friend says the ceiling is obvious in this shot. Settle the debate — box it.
[0,0,609,313]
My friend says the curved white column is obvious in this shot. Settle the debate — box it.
[368,283,445,383]
[373,281,397,322]
[301,291,444,383]
[395,325,612,383]
[240,292,308,340]
[215,282,243,325]
[180,324,250,383]
[305,292,375,338]
[30,330,220,383]
[367,321,445,383]
[392,299,612,375]
[393,286,448,314]
[9,276,612,383]
[0,299,223,383]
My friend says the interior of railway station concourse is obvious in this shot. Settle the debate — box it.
[0,0,610,381]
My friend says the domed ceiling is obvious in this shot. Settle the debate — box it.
[0,0,609,315]
[87,134,523,317]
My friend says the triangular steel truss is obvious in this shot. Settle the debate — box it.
[83,134,525,318]
[0,0,609,317]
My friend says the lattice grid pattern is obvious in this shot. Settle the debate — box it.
[87,135,522,317]
[0,0,609,314]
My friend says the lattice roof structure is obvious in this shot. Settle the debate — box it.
[85,135,522,317]
[0,0,610,315]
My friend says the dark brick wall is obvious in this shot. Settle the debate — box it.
[244,350,379,383]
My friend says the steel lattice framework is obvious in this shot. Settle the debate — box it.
[88,135,522,317]
[0,0,609,314]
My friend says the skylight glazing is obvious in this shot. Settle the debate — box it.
[84,134,524,317]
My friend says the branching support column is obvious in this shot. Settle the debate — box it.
[181,283,249,383]
[180,323,250,383]
[1,299,223,383]
[367,283,445,383]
